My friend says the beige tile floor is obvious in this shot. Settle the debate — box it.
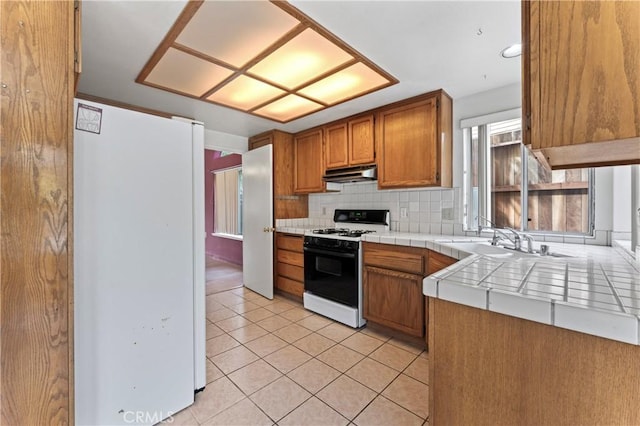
[168,287,430,425]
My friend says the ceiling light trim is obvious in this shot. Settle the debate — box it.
[135,1,205,84]
[271,1,398,86]
[199,23,308,100]
[136,0,398,123]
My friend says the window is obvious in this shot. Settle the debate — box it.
[213,167,243,236]
[463,116,594,235]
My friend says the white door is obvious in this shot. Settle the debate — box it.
[242,145,274,299]
[74,100,196,425]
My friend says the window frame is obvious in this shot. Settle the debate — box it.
[462,112,595,236]
[212,165,243,239]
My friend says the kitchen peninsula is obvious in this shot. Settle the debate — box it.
[422,240,640,425]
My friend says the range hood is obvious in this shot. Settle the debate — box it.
[322,165,377,183]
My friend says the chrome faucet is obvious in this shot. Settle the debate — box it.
[491,227,521,251]
[478,216,531,252]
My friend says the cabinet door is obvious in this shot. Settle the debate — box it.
[294,129,325,193]
[377,97,439,188]
[324,122,349,169]
[363,265,424,337]
[524,0,640,168]
[349,115,375,165]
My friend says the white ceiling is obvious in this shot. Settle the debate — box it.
[78,0,521,137]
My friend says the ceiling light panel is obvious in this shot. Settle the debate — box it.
[299,62,391,105]
[175,1,300,68]
[253,95,324,122]
[206,75,286,110]
[145,48,234,97]
[137,1,398,122]
[248,28,354,90]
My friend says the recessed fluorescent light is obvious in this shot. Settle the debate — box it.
[500,43,522,58]
[136,1,398,123]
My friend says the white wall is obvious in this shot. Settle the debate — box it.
[613,166,632,237]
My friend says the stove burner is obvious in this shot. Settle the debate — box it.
[311,228,375,238]
[339,230,375,237]
[312,228,348,235]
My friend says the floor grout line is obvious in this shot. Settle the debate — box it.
[198,272,429,426]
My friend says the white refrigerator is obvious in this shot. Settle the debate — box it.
[74,100,205,425]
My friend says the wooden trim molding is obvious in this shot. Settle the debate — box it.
[1,1,75,423]
[76,92,193,120]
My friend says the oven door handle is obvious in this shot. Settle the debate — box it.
[303,247,356,259]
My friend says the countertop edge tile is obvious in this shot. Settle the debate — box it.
[438,282,488,310]
[424,276,438,297]
[554,302,639,345]
[489,290,552,325]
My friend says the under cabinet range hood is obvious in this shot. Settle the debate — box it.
[322,165,377,183]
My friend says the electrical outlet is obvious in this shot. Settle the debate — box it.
[400,207,408,218]
[442,207,454,220]
[322,207,326,215]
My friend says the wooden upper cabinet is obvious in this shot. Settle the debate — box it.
[248,130,308,219]
[523,0,640,169]
[248,133,273,150]
[324,122,349,169]
[294,128,325,194]
[325,114,375,170]
[376,90,452,189]
[349,115,375,166]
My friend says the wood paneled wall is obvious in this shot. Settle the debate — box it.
[1,1,75,424]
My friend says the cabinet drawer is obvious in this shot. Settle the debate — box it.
[276,276,304,297]
[428,250,457,275]
[277,250,304,267]
[276,233,303,252]
[363,243,426,275]
[277,262,304,282]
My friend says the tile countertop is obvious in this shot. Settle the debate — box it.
[421,238,640,346]
[278,226,640,346]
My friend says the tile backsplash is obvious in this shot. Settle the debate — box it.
[274,181,615,246]
[308,182,462,234]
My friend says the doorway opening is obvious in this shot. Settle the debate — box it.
[205,149,244,294]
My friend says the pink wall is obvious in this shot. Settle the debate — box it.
[205,149,243,265]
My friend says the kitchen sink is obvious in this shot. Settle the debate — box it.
[446,242,573,259]
[446,242,518,258]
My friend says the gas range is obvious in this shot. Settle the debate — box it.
[302,209,389,328]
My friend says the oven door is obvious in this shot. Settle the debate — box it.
[303,246,358,307]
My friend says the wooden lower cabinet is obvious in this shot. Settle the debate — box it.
[429,298,640,425]
[363,265,424,336]
[362,242,457,338]
[428,250,458,275]
[275,233,304,298]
